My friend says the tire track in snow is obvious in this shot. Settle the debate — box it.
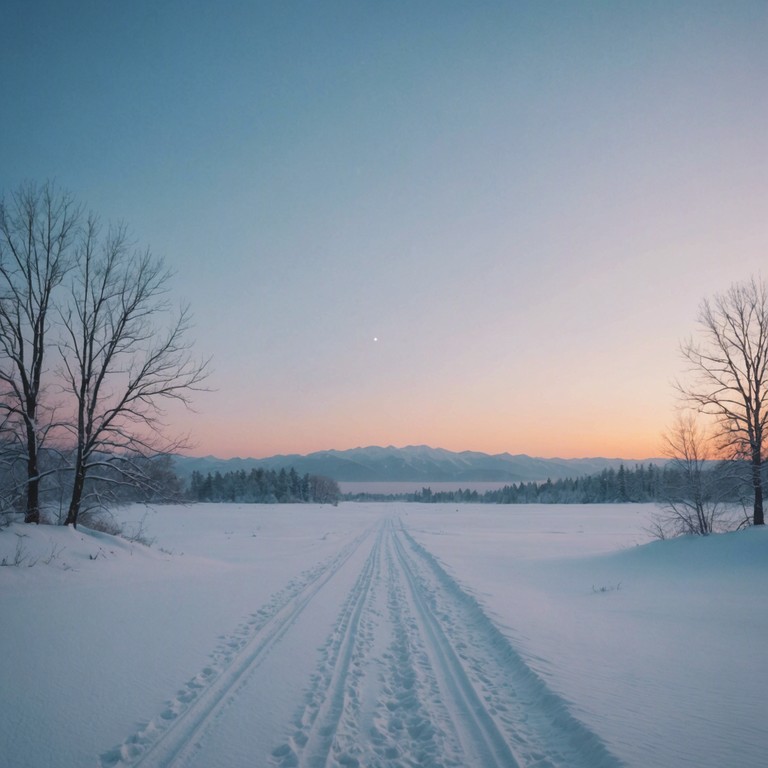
[369,532,461,767]
[394,520,625,768]
[271,523,384,768]
[390,522,521,767]
[99,525,376,768]
[276,521,455,768]
[274,518,623,768]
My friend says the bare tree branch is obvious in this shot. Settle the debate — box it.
[0,182,80,523]
[652,412,738,536]
[57,220,210,527]
[677,276,768,525]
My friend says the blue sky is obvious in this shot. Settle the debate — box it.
[3,1,767,458]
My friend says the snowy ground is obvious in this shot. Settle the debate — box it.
[1,502,766,767]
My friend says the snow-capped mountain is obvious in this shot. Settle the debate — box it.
[173,445,654,483]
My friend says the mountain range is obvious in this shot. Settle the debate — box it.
[172,445,658,484]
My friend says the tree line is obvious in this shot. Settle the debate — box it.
[342,461,750,507]
[186,467,341,505]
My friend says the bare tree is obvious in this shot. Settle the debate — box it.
[679,276,768,526]
[0,182,80,523]
[308,474,341,506]
[57,217,209,527]
[652,412,730,537]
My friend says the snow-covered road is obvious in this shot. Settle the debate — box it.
[102,516,619,768]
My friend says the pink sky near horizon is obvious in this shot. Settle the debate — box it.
[179,366,675,460]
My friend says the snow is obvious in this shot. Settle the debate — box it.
[1,502,766,767]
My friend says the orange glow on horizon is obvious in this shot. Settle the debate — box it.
[181,419,666,461]
[174,366,673,461]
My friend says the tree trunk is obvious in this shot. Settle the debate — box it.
[752,453,764,526]
[65,466,86,528]
[24,467,40,524]
[24,425,40,524]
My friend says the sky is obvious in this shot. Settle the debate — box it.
[2,1,767,460]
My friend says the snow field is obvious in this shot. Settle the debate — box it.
[2,502,767,767]
[404,505,768,767]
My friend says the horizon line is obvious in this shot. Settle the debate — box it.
[177,444,665,463]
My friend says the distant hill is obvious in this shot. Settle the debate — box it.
[172,445,659,484]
